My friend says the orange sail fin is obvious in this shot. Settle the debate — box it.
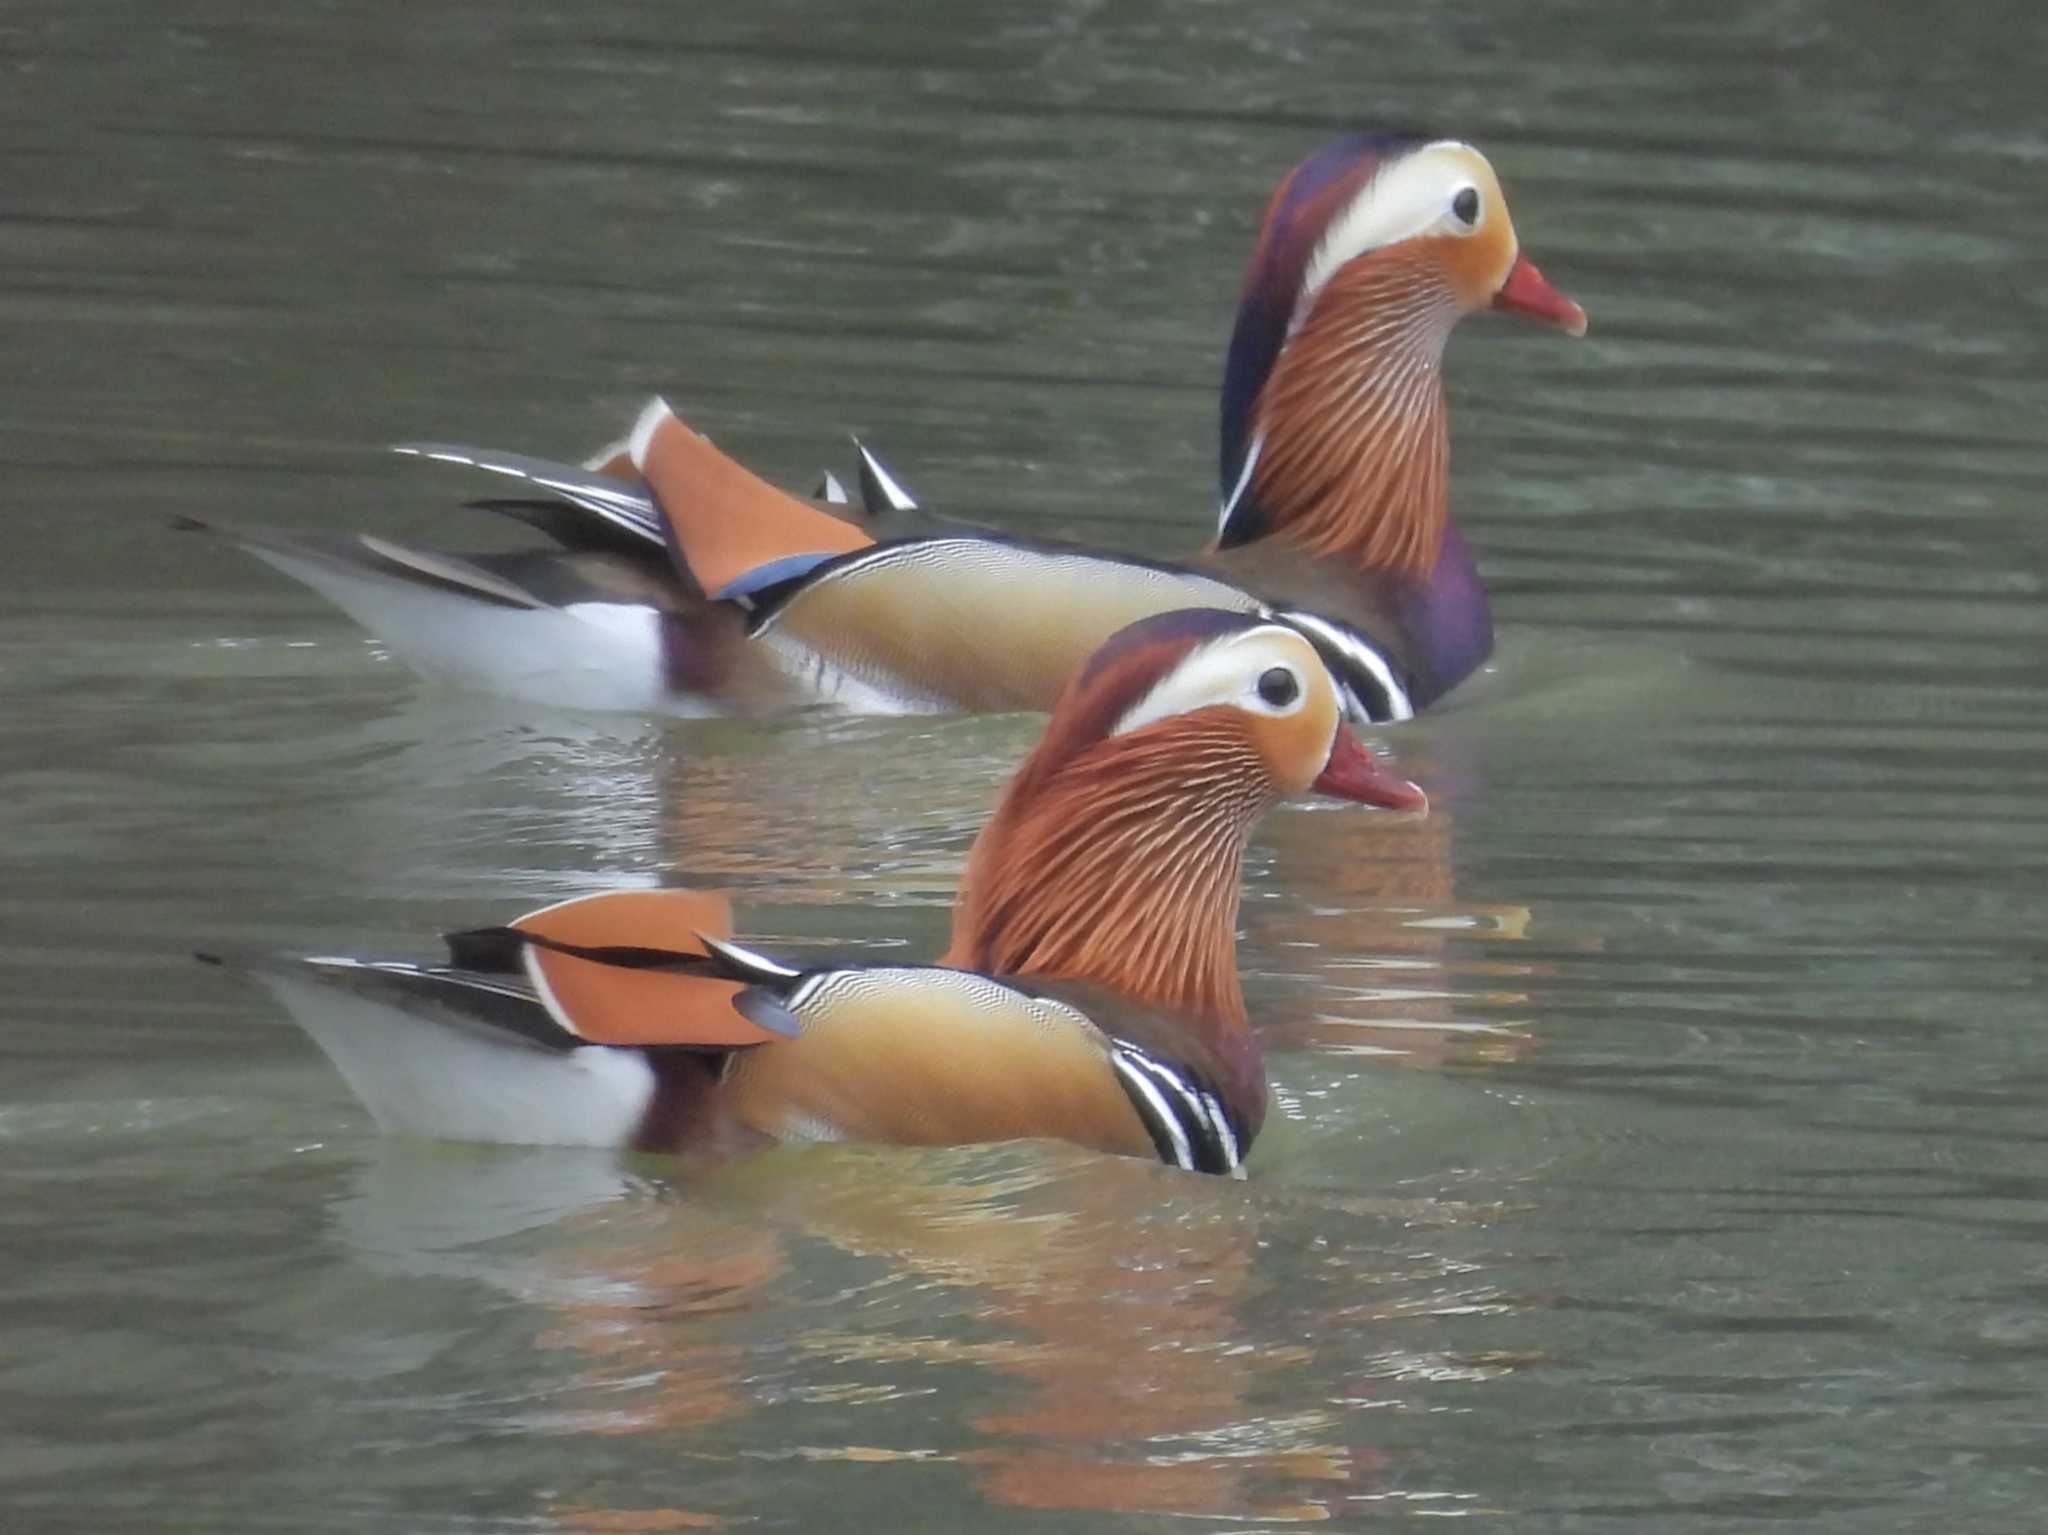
[628,399,872,597]
[510,889,773,1049]
[524,950,766,1049]
[512,889,733,951]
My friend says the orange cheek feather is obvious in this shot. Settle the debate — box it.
[1436,223,1517,311]
[1251,690,1340,797]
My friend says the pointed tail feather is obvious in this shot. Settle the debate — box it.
[180,518,544,610]
[393,443,667,552]
[852,437,919,516]
[184,518,677,711]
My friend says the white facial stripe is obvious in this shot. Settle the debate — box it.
[1298,141,1488,315]
[1111,626,1327,738]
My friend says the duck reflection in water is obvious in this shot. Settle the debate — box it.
[313,756,1536,1523]
[447,1148,1483,1525]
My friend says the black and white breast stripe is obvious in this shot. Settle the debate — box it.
[1264,608,1414,725]
[1109,1045,1246,1177]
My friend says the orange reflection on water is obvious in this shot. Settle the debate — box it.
[643,716,1014,903]
[1251,765,1543,1071]
[534,1210,784,1439]
[550,1507,731,1532]
[500,713,1531,1522]
[521,1151,1425,1523]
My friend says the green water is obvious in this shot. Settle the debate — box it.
[5,1,2046,1529]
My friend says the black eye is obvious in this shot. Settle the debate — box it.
[1256,666,1299,708]
[1451,186,1480,226]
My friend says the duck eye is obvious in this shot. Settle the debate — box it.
[1451,185,1480,227]
[1256,666,1300,709]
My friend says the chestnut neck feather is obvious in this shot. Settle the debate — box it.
[1249,243,1456,585]
[945,712,1269,1041]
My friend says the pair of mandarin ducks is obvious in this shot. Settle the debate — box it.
[209,131,1586,1178]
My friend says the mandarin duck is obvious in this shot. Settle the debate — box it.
[199,132,1583,723]
[216,610,1427,1175]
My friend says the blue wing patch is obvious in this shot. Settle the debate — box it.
[712,552,839,603]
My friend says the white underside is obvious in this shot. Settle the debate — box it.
[260,971,657,1148]
[249,547,713,716]
[754,630,953,714]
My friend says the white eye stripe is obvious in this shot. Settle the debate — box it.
[1298,140,1486,314]
[1111,627,1324,737]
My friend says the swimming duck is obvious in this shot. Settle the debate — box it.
[220,610,1428,1175]
[201,132,1583,723]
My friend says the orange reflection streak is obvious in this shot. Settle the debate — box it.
[941,1187,1356,1518]
[1248,739,1542,1072]
[645,719,1014,905]
[506,712,1535,1522]
[520,1154,1418,1522]
[550,1507,730,1532]
[533,1211,785,1439]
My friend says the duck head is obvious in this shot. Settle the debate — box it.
[1217,133,1585,579]
[947,608,1425,1042]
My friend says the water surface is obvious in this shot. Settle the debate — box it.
[5,1,2046,1530]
